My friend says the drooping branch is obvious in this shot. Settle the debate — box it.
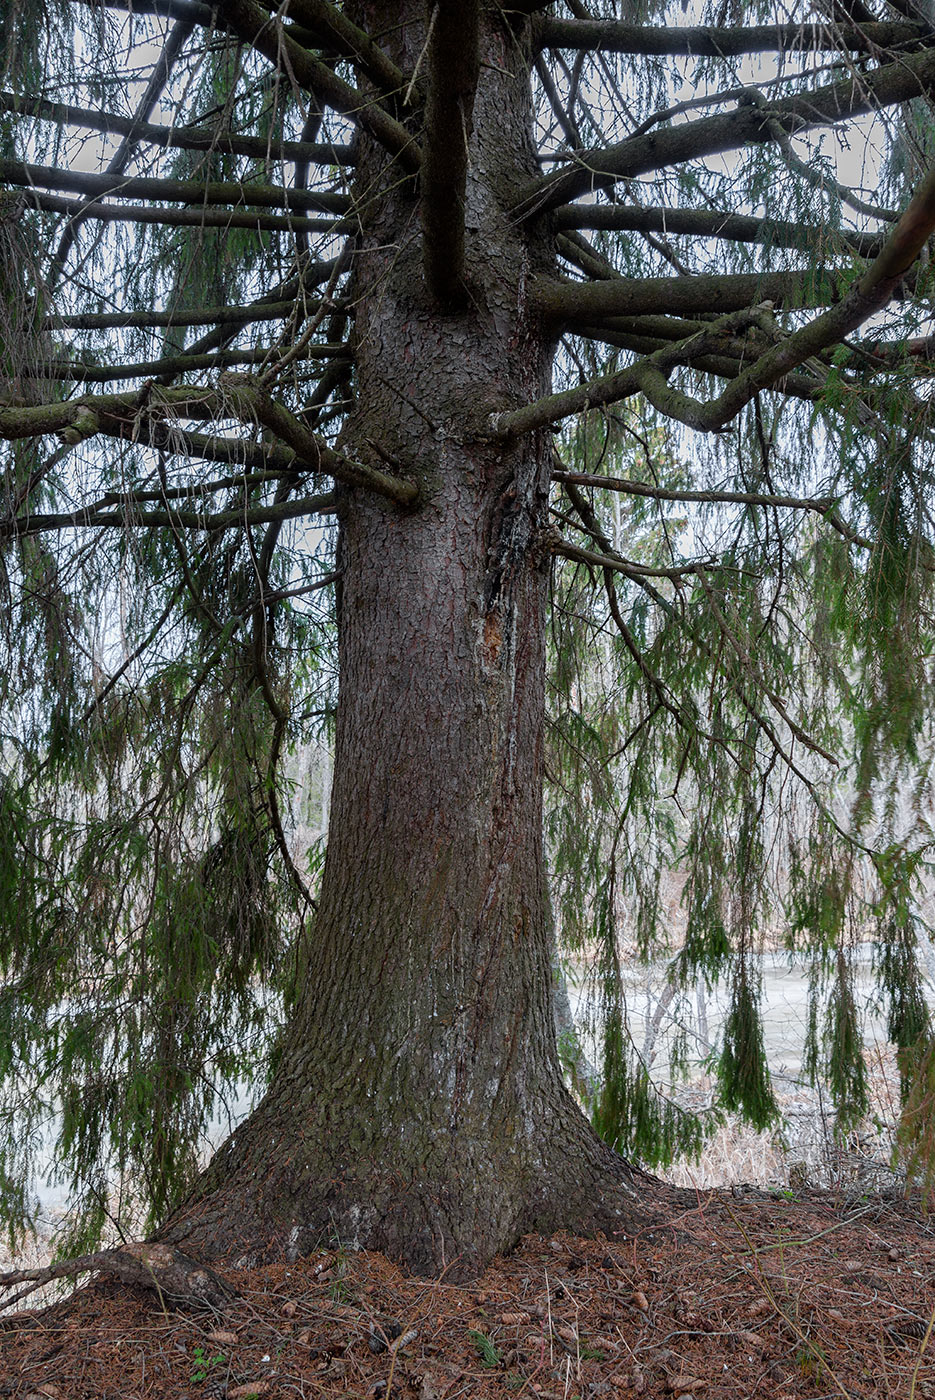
[536,16,929,56]
[552,468,874,552]
[557,478,842,769]
[173,251,348,370]
[0,158,351,216]
[553,468,840,517]
[551,537,713,582]
[633,164,935,432]
[513,43,935,217]
[0,92,355,166]
[48,13,195,286]
[520,186,935,440]
[491,306,776,438]
[420,0,480,306]
[569,322,825,406]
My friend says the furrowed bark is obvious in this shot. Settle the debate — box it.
[161,0,641,1279]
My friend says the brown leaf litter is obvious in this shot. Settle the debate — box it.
[1,1185,933,1399]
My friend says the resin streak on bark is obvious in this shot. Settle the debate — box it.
[163,1,637,1278]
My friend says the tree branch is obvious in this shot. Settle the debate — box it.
[35,343,348,383]
[537,17,928,56]
[552,468,841,517]
[220,0,420,173]
[218,376,419,506]
[0,380,417,506]
[533,266,851,330]
[494,307,785,438]
[3,187,348,235]
[633,164,935,432]
[263,0,408,97]
[0,490,338,538]
[421,0,480,305]
[45,300,314,332]
[0,157,351,216]
[551,537,710,581]
[0,91,355,166]
[513,43,935,217]
[551,202,886,258]
[47,13,196,286]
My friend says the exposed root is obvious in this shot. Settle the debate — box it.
[0,1240,236,1314]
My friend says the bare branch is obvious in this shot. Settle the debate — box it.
[221,0,420,173]
[551,537,710,581]
[552,468,840,517]
[1,490,338,538]
[533,267,849,331]
[5,187,348,235]
[46,300,316,332]
[513,43,935,217]
[0,91,355,166]
[0,157,351,216]
[551,202,886,258]
[421,0,480,305]
[270,0,408,97]
[29,343,349,383]
[0,381,417,505]
[537,16,928,56]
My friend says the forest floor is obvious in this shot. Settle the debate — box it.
[1,1184,933,1400]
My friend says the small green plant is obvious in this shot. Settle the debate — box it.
[467,1328,501,1369]
[327,1246,355,1304]
[796,1342,826,1381]
[579,1344,606,1361]
[190,1346,225,1384]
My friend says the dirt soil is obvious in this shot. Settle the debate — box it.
[2,1185,933,1399]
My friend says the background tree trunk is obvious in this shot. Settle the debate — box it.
[162,0,638,1278]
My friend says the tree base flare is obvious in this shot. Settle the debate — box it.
[159,1099,651,1280]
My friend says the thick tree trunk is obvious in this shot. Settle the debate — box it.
[162,1,639,1278]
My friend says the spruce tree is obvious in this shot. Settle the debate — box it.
[1,0,935,1274]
